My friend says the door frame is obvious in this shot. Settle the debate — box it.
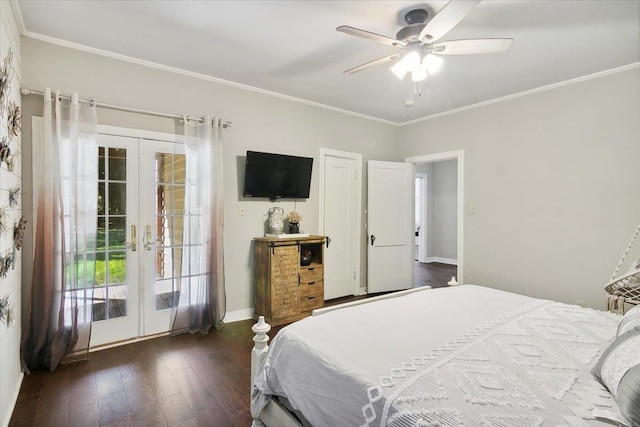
[405,150,464,284]
[415,173,428,263]
[318,148,363,296]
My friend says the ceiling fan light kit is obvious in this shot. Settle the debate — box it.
[337,0,512,85]
[391,50,443,82]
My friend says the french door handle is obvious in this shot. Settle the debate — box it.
[128,225,137,252]
[144,225,153,251]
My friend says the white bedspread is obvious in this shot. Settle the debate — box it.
[252,285,622,426]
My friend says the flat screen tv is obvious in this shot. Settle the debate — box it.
[243,151,313,201]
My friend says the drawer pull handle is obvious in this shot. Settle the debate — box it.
[308,267,315,271]
[308,281,315,285]
[307,296,315,300]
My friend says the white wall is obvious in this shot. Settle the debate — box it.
[0,3,22,426]
[400,67,640,308]
[20,37,401,320]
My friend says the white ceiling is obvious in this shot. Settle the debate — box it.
[16,1,640,124]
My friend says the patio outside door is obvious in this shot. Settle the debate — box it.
[90,133,187,346]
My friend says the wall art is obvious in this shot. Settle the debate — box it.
[7,101,21,137]
[13,215,25,251]
[8,185,19,208]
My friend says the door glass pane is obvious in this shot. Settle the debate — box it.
[155,279,176,310]
[185,215,203,246]
[98,147,105,180]
[108,251,127,284]
[98,183,105,215]
[92,290,106,322]
[173,247,184,278]
[156,215,170,247]
[108,217,126,249]
[172,217,184,247]
[156,249,172,280]
[108,183,127,215]
[156,185,183,215]
[156,184,167,215]
[108,148,127,181]
[173,186,185,215]
[95,251,106,286]
[174,154,186,184]
[156,153,172,183]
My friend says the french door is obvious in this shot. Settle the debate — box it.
[90,133,186,346]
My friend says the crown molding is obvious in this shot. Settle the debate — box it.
[21,31,397,126]
[402,62,640,126]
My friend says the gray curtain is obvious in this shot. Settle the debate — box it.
[171,116,225,334]
[21,89,98,371]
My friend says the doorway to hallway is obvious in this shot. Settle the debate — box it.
[415,261,456,288]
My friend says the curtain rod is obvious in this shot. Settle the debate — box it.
[20,87,232,129]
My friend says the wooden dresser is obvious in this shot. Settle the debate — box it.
[254,235,326,326]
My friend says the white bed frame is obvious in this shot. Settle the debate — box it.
[251,316,302,427]
[249,286,433,426]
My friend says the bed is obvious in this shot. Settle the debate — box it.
[250,285,631,426]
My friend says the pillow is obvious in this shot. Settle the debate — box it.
[592,327,640,425]
[618,305,640,337]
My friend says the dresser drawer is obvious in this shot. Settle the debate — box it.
[300,280,323,298]
[300,293,323,312]
[299,266,323,283]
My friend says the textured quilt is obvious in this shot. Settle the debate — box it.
[252,285,623,427]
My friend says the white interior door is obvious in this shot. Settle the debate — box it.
[322,153,360,300]
[90,135,140,347]
[367,160,414,293]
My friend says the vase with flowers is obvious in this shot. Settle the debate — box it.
[287,211,302,234]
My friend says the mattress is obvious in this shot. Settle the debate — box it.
[252,285,623,426]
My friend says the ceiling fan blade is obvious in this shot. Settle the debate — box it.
[343,54,402,74]
[431,38,513,55]
[337,26,406,47]
[419,0,481,43]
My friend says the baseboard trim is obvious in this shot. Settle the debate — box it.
[3,371,24,427]
[426,257,458,265]
[225,308,254,323]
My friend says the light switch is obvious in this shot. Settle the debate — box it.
[239,206,245,216]
[470,204,477,214]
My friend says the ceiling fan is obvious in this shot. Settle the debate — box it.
[337,0,512,82]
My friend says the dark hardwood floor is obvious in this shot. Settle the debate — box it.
[415,261,457,288]
[11,322,259,427]
[10,267,456,427]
